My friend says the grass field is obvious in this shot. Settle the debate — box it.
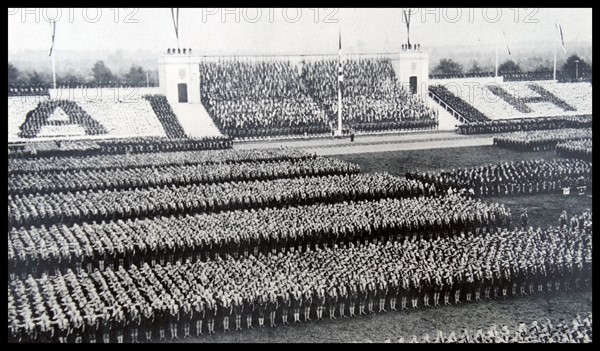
[335,145,561,176]
[169,146,592,343]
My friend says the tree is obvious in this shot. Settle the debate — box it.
[91,61,116,84]
[8,63,21,84]
[122,65,147,86]
[498,60,521,74]
[468,62,483,73]
[561,55,591,81]
[28,71,50,86]
[432,59,463,76]
[58,72,86,86]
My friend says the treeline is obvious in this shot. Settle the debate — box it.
[430,55,592,82]
[8,61,159,88]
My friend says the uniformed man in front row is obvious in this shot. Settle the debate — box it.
[244,293,254,329]
[303,288,313,321]
[348,284,358,316]
[278,290,290,325]
[142,303,154,341]
[233,294,244,331]
[315,286,326,320]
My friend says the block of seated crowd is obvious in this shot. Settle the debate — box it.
[434,80,592,120]
[8,96,50,141]
[76,96,167,138]
[7,92,193,141]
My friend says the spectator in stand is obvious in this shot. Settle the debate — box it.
[200,60,329,139]
[302,58,437,133]
[429,85,489,123]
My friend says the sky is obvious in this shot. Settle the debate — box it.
[8,8,592,57]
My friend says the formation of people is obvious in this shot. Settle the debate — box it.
[9,85,50,97]
[7,216,592,343]
[8,194,510,278]
[373,313,592,343]
[556,139,592,161]
[142,95,187,139]
[493,128,592,151]
[7,147,312,175]
[428,85,489,123]
[8,156,359,195]
[456,114,592,135]
[200,60,329,138]
[487,84,534,113]
[302,58,437,131]
[7,172,430,228]
[18,100,108,139]
[430,72,495,79]
[199,58,438,138]
[527,83,577,111]
[8,136,233,159]
[406,159,593,197]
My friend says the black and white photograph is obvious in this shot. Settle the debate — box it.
[7,7,592,343]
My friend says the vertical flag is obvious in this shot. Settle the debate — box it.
[403,9,411,47]
[337,30,343,134]
[48,20,56,56]
[501,27,511,55]
[555,23,567,54]
[171,8,180,49]
[338,31,343,89]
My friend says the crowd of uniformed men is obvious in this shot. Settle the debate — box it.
[8,157,360,195]
[9,194,510,279]
[7,144,593,343]
[375,312,592,343]
[456,114,591,135]
[199,59,438,139]
[556,139,592,161]
[493,128,592,151]
[406,159,592,197]
[7,172,434,228]
[142,95,187,139]
[8,211,591,343]
[8,136,232,159]
[302,58,437,131]
[18,100,108,139]
[428,85,489,123]
[7,147,312,175]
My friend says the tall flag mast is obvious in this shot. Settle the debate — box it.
[337,30,343,135]
[403,9,411,47]
[171,8,180,50]
[496,26,511,77]
[554,23,567,81]
[48,20,57,89]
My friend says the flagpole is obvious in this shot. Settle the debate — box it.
[51,44,57,90]
[495,44,499,77]
[337,31,342,135]
[553,29,557,81]
[337,83,342,134]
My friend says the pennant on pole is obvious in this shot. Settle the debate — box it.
[555,23,567,55]
[48,20,56,56]
[171,8,180,47]
[338,31,343,86]
[501,27,511,55]
[403,9,411,46]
